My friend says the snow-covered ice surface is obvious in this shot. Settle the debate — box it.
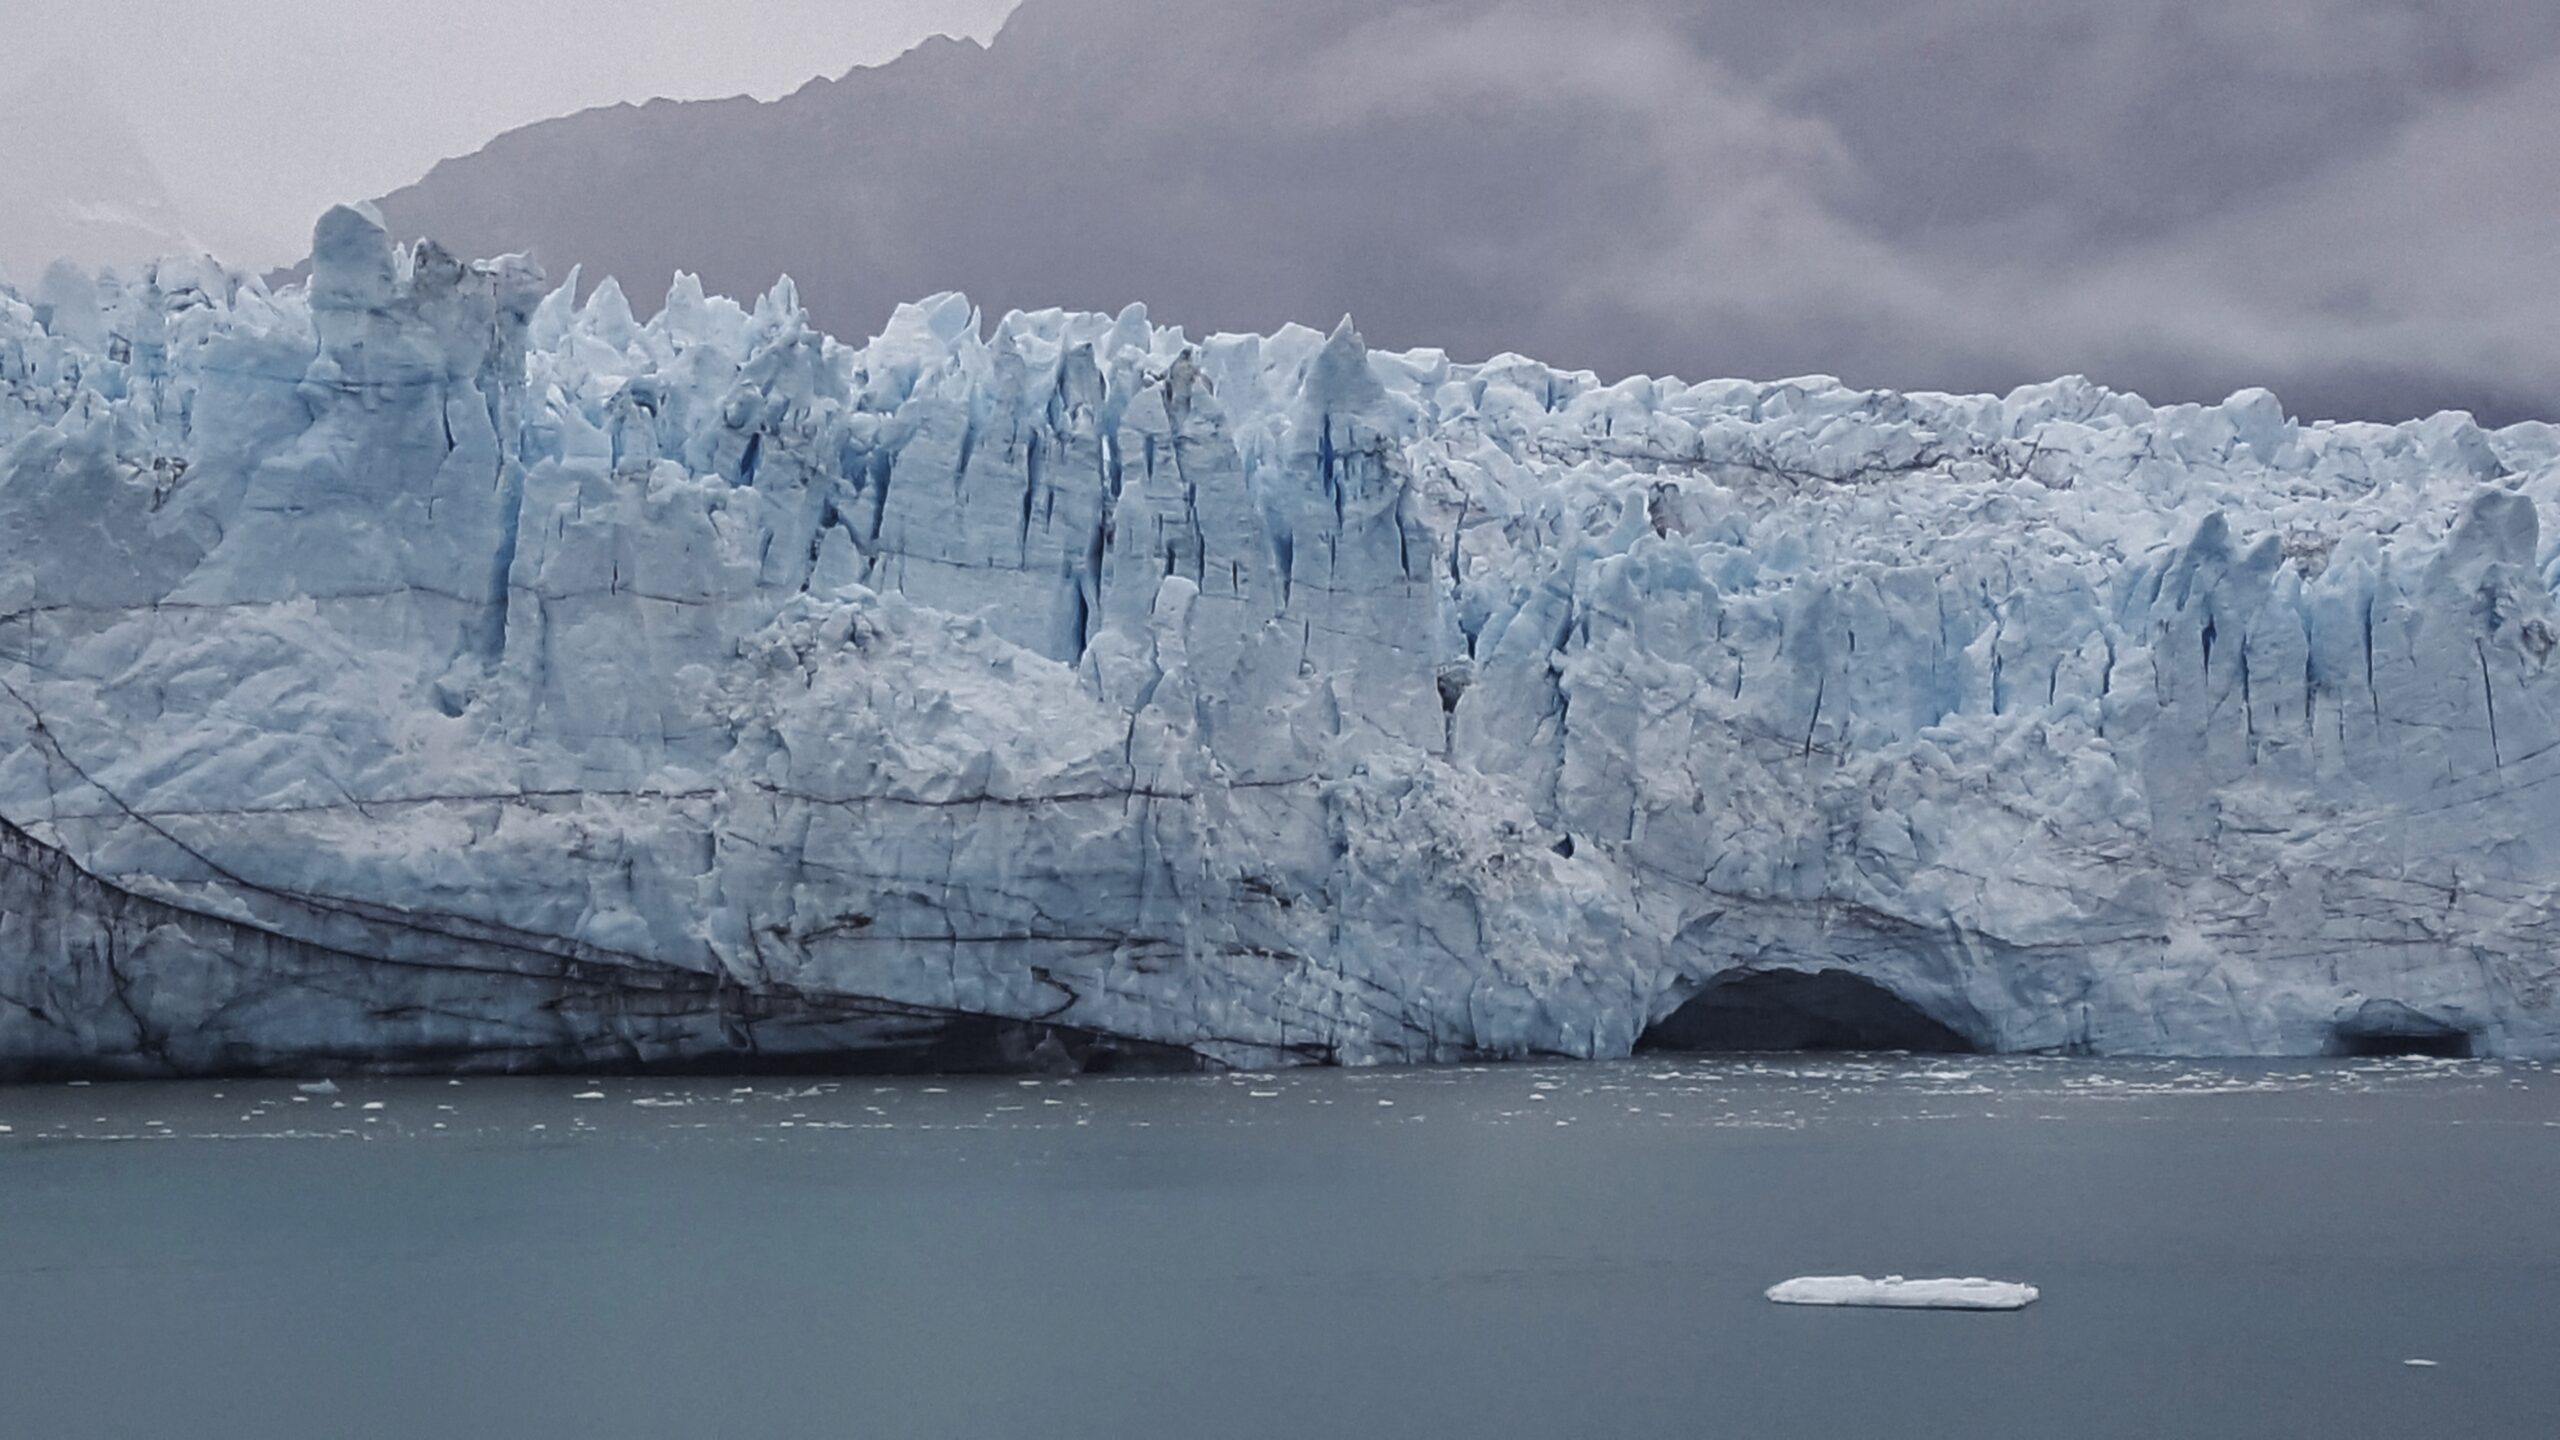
[6,204,2560,1078]
[1767,1276,2040,1311]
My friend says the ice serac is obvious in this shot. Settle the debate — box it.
[3,219,2559,1079]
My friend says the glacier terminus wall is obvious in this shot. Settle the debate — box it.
[4,205,2558,1077]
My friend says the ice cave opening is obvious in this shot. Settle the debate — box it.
[2328,1001,2477,1059]
[2332,1031,2474,1059]
[1637,969,1978,1055]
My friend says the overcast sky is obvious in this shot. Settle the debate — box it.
[5,0,1017,266]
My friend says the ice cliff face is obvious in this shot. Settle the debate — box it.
[5,206,2558,1078]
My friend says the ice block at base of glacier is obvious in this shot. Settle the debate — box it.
[1766,1276,2041,1311]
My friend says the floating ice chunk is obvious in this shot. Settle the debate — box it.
[297,1080,340,1096]
[2405,1359,2440,1369]
[1766,1275,2040,1311]
[572,1091,606,1101]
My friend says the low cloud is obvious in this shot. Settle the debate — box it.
[379,0,2560,423]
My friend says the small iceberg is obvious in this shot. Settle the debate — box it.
[1766,1275,2039,1311]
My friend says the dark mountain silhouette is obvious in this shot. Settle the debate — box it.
[377,0,2560,423]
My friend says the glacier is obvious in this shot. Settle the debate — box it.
[4,204,2559,1079]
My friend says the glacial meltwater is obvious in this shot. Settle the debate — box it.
[3,1058,2554,1440]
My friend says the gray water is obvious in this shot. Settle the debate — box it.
[3,1057,2554,1440]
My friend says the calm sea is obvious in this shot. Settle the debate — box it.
[3,1057,2553,1439]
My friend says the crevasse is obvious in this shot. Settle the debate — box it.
[4,205,2557,1078]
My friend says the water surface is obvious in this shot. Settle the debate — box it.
[3,1058,2553,1439]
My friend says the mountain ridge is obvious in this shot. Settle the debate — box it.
[373,0,2560,426]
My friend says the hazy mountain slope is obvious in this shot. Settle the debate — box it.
[0,72,196,281]
[374,0,2560,424]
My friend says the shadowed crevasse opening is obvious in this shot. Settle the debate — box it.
[2333,1031,2473,1059]
[1638,969,1977,1055]
[2330,1000,2476,1059]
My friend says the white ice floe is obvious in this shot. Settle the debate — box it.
[1766,1276,2040,1311]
